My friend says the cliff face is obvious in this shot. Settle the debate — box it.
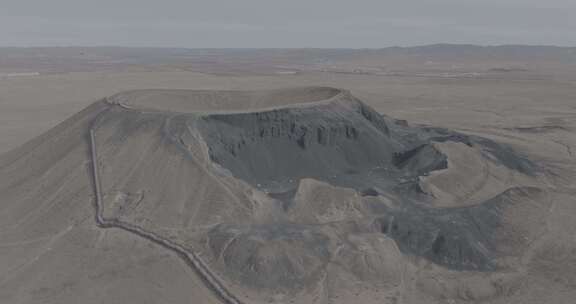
[197,97,403,194]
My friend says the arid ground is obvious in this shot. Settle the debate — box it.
[1,47,575,304]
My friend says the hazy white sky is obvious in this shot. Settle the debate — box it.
[1,0,576,47]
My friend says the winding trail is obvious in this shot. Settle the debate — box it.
[88,114,244,304]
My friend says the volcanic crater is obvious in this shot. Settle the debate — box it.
[0,87,550,303]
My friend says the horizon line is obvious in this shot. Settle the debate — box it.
[1,43,576,50]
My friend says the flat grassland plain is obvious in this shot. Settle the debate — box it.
[0,47,575,304]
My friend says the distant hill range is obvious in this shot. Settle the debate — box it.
[1,44,575,75]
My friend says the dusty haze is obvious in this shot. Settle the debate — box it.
[2,0,576,47]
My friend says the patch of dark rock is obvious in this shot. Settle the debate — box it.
[393,144,448,175]
[360,188,379,197]
[374,205,498,271]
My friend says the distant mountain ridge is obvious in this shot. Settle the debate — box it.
[1,44,575,75]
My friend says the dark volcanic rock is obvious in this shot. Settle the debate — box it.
[193,89,541,278]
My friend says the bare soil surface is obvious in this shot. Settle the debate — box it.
[1,50,576,303]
